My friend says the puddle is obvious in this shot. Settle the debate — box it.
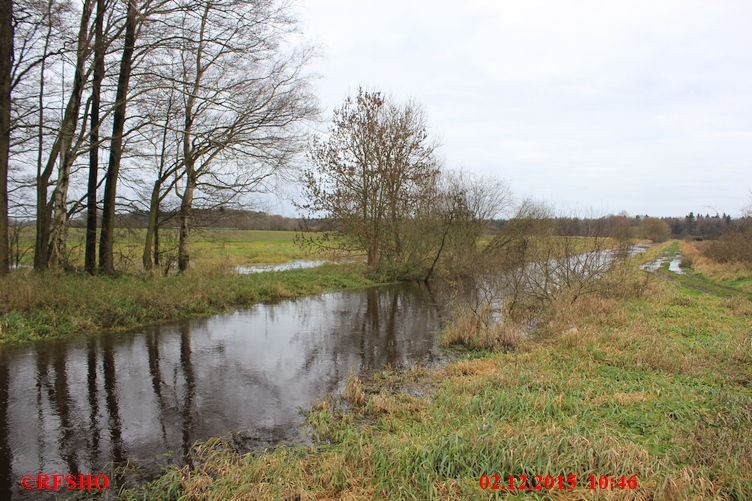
[234,259,329,273]
[668,254,686,274]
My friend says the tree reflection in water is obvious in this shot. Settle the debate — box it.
[0,282,441,498]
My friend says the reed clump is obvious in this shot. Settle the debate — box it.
[440,308,528,352]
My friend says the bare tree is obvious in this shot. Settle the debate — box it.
[0,0,11,275]
[421,170,512,281]
[84,0,105,274]
[302,87,440,270]
[132,80,184,272]
[98,0,140,274]
[156,0,317,273]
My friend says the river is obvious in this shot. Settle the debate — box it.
[0,282,442,499]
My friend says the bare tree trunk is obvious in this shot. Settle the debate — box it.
[367,243,376,267]
[47,0,95,268]
[85,0,105,274]
[33,5,54,271]
[143,93,176,272]
[178,81,197,273]
[153,220,159,267]
[34,174,53,270]
[178,173,195,273]
[99,0,138,274]
[47,172,70,267]
[143,180,160,271]
[0,0,11,276]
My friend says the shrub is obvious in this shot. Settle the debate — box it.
[680,253,694,268]
[700,230,752,264]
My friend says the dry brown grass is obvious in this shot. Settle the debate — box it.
[697,230,752,266]
[342,374,367,407]
[440,309,529,351]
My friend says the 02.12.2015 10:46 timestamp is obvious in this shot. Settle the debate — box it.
[479,474,639,491]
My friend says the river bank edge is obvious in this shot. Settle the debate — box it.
[0,263,379,346]
[120,243,752,500]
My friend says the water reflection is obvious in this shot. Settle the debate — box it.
[0,283,440,498]
[668,254,686,274]
[0,358,11,499]
[235,259,328,274]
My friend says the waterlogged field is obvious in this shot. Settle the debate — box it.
[9,227,335,271]
[123,243,752,501]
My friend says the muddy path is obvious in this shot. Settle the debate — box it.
[641,245,752,299]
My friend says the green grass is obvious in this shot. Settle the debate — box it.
[9,227,345,271]
[120,251,752,500]
[655,241,752,300]
[184,229,339,265]
[0,263,374,344]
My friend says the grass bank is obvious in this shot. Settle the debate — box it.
[0,264,374,344]
[656,241,752,300]
[122,246,752,500]
[679,240,752,295]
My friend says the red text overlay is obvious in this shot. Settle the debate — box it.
[19,474,110,491]
[479,474,639,491]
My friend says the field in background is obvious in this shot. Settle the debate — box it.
[9,227,339,272]
[9,226,634,275]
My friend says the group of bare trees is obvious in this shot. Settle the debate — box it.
[299,88,643,351]
[0,0,317,276]
[300,87,511,279]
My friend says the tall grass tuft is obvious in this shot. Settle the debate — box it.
[440,309,526,352]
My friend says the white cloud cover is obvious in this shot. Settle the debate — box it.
[292,0,752,217]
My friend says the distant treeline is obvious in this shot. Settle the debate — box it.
[493,211,746,241]
[36,209,752,240]
[64,209,304,232]
[12,209,747,242]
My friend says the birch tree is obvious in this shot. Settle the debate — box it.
[44,0,95,267]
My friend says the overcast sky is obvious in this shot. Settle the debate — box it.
[286,0,752,218]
